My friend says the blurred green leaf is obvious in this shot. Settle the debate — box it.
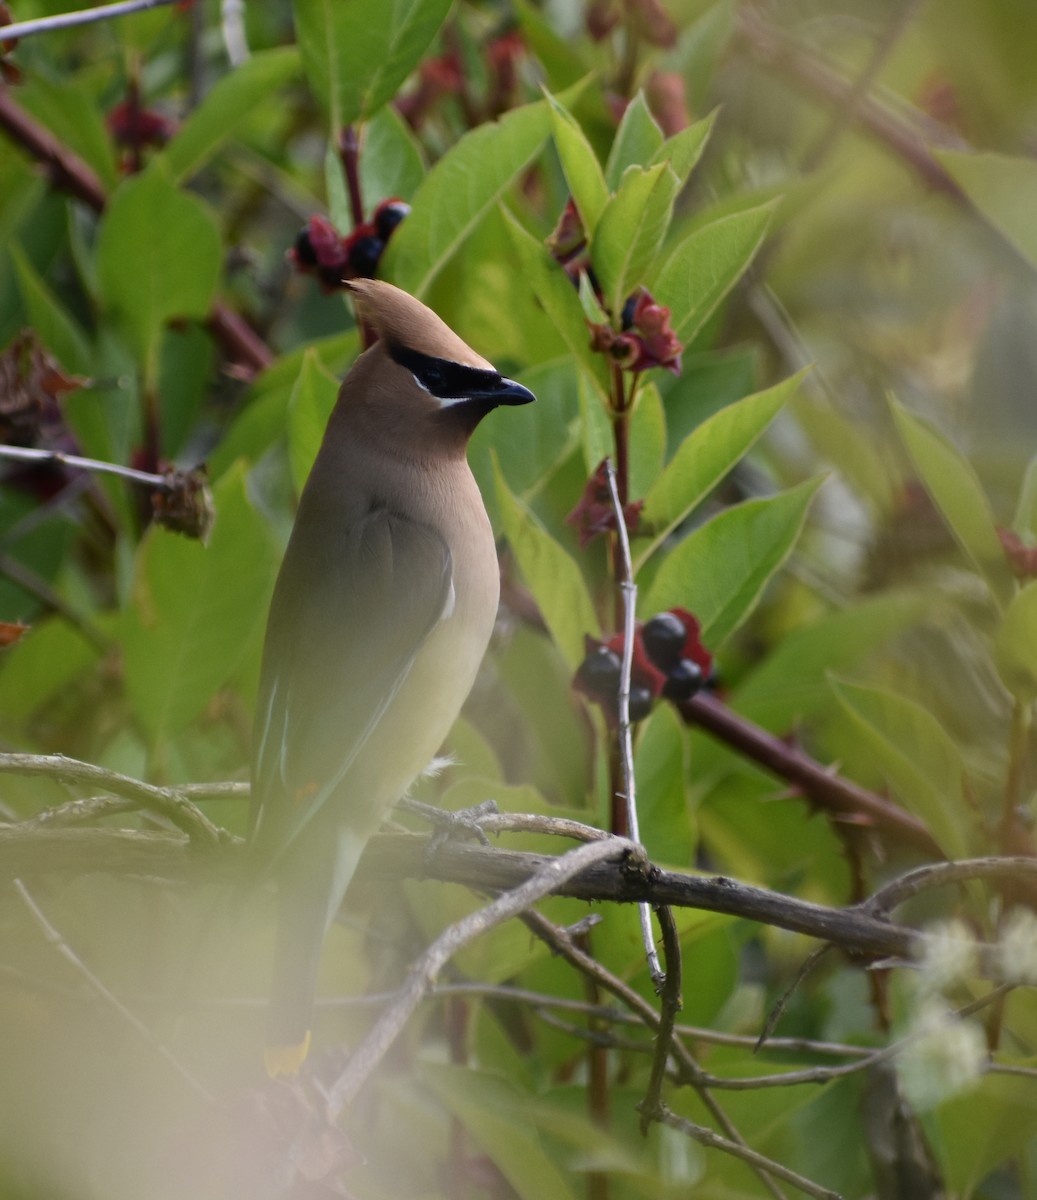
[0,617,103,721]
[287,347,340,495]
[592,162,677,316]
[424,1064,578,1200]
[546,92,609,235]
[495,462,600,668]
[635,704,694,866]
[513,0,590,90]
[1011,454,1037,537]
[163,48,300,183]
[122,465,279,741]
[18,75,118,193]
[294,0,451,127]
[605,92,664,190]
[653,201,776,344]
[644,478,824,648]
[891,397,1013,607]
[937,149,1037,271]
[386,99,552,296]
[830,677,971,860]
[358,104,426,205]
[11,246,92,375]
[935,1070,1037,1195]
[636,370,805,568]
[994,581,1037,701]
[96,162,221,373]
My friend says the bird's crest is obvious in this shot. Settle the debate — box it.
[346,279,493,371]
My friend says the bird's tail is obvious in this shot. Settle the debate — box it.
[264,826,369,1077]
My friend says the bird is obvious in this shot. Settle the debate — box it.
[248,278,535,1076]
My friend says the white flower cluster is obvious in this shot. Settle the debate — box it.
[995,907,1037,986]
[914,918,978,995]
[896,998,987,1112]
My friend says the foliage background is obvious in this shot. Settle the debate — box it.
[2,0,1037,1197]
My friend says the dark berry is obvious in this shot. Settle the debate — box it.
[628,685,654,721]
[575,646,622,698]
[348,234,385,278]
[642,611,687,669]
[662,658,703,702]
[293,228,318,268]
[621,294,637,331]
[318,262,346,288]
[374,199,410,240]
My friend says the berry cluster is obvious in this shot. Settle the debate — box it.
[290,199,410,290]
[573,608,713,725]
[588,287,682,375]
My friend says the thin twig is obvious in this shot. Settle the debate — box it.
[12,878,214,1101]
[639,905,683,1134]
[0,753,223,847]
[0,0,178,40]
[521,909,790,1200]
[653,1104,841,1200]
[863,857,1037,914]
[757,945,833,1051]
[0,444,171,490]
[603,456,663,984]
[323,835,645,1115]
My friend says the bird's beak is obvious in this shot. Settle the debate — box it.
[492,377,537,406]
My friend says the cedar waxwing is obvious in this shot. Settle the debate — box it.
[249,279,535,1076]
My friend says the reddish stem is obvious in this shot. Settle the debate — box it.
[338,124,365,230]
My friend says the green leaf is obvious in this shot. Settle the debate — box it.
[653,201,776,344]
[512,0,589,90]
[386,100,553,297]
[648,110,716,188]
[634,704,693,866]
[627,381,666,501]
[495,461,599,668]
[936,149,1037,271]
[96,162,221,373]
[294,0,451,127]
[504,209,611,402]
[733,590,930,730]
[829,677,971,860]
[424,1064,578,1200]
[592,161,677,315]
[644,478,823,649]
[546,92,609,235]
[890,398,1012,607]
[122,465,279,741]
[636,370,805,568]
[358,104,426,205]
[163,48,300,183]
[0,617,103,721]
[994,581,1037,701]
[18,76,119,193]
[287,348,340,495]
[605,92,664,190]
[11,246,92,375]
[1011,454,1037,537]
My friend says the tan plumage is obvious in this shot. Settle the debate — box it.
[249,280,534,1074]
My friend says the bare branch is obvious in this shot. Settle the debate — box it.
[323,835,646,1115]
[0,753,224,847]
[639,904,682,1134]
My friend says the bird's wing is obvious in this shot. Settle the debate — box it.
[249,505,452,870]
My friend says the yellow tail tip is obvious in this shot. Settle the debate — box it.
[264,1031,312,1078]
